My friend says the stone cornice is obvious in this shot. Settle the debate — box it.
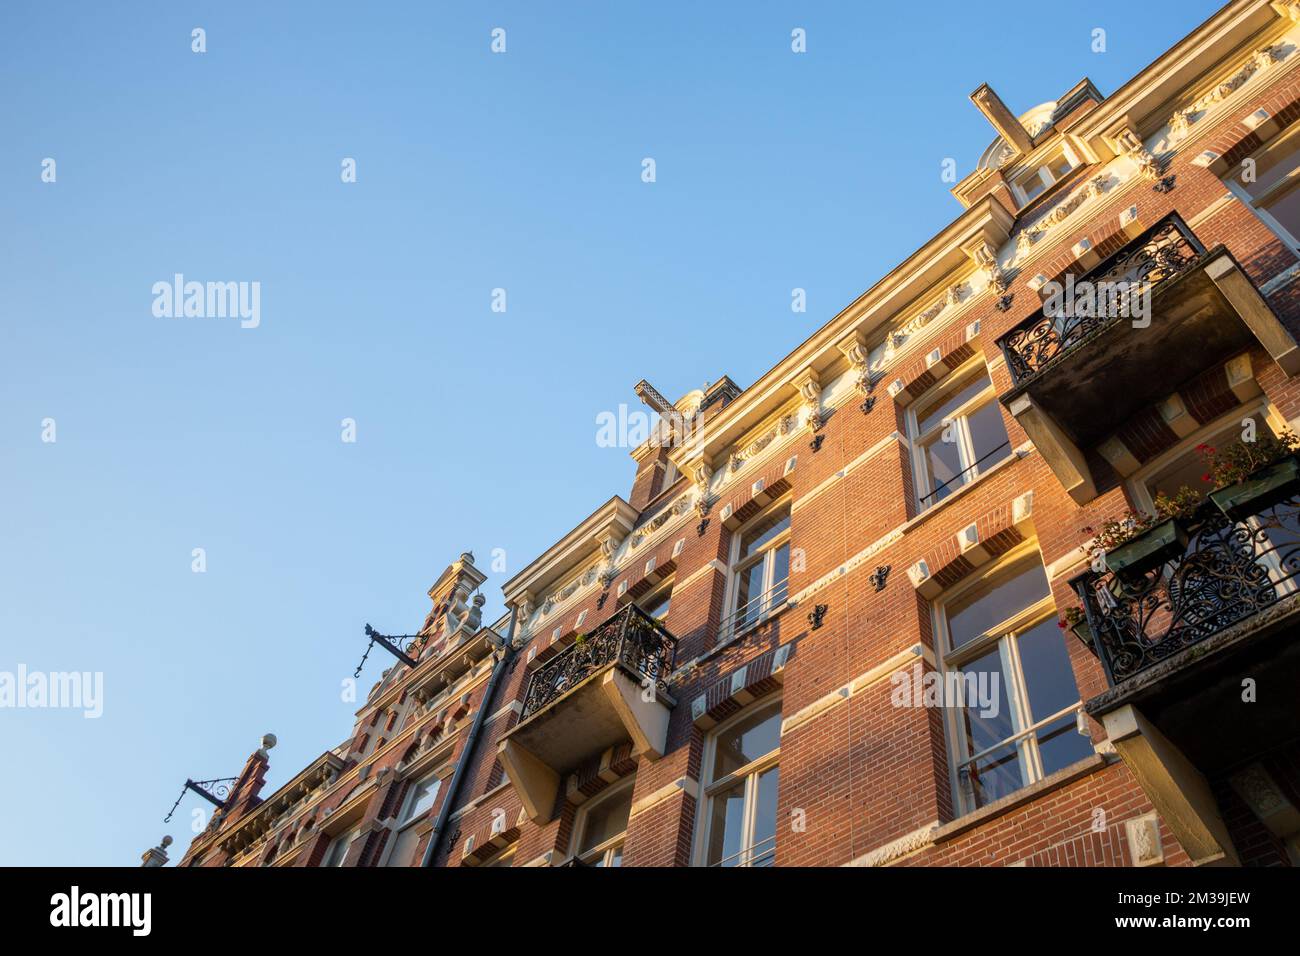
[501,496,639,607]
[1069,0,1286,151]
[668,194,1015,476]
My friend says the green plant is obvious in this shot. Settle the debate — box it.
[1081,485,1202,554]
[573,632,587,645]
[1197,429,1300,488]
[1151,485,1202,522]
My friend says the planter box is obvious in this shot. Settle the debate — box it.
[1209,456,1300,522]
[1068,619,1096,655]
[1105,518,1188,580]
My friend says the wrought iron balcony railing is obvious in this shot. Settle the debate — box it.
[997,214,1207,388]
[717,577,790,644]
[1071,494,1300,686]
[520,602,677,720]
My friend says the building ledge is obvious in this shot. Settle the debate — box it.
[932,753,1110,844]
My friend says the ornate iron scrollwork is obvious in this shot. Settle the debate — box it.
[354,623,420,678]
[1073,496,1300,684]
[519,604,677,720]
[998,214,1205,387]
[808,604,828,630]
[164,776,238,823]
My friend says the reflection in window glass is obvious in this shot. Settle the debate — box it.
[946,561,1050,649]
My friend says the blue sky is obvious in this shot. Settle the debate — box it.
[0,1,1223,865]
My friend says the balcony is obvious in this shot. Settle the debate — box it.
[1072,492,1300,865]
[497,603,677,821]
[997,215,1300,503]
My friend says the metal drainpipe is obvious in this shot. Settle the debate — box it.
[420,605,517,867]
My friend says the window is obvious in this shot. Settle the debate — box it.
[574,783,632,866]
[1012,145,1078,204]
[1225,125,1300,251]
[910,366,1012,509]
[726,503,791,634]
[938,553,1092,813]
[482,843,517,868]
[638,582,672,621]
[662,458,680,489]
[320,826,358,867]
[699,700,780,867]
[383,773,442,867]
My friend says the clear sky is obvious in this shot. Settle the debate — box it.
[0,0,1224,865]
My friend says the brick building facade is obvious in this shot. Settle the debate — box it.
[169,0,1300,870]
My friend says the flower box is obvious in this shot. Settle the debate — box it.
[1105,518,1188,580]
[1068,619,1096,655]
[1208,455,1300,522]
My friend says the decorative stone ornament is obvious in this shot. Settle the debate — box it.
[791,366,823,433]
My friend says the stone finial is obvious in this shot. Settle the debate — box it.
[140,835,172,867]
[258,733,277,757]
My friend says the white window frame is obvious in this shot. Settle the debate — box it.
[693,695,781,868]
[572,779,634,867]
[723,500,792,637]
[1011,143,1080,205]
[1222,123,1300,254]
[934,545,1084,816]
[319,825,359,867]
[380,772,442,867]
[907,360,1010,512]
[637,578,674,622]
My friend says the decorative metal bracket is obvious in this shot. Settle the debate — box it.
[355,624,420,678]
[870,565,892,592]
[810,434,825,453]
[164,776,237,823]
[808,604,828,630]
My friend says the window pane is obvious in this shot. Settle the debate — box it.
[1146,415,1273,502]
[713,705,781,780]
[1264,181,1300,242]
[740,506,790,559]
[706,781,746,866]
[924,435,965,504]
[579,787,632,854]
[402,775,441,823]
[1244,135,1300,200]
[751,766,779,866]
[956,646,1014,756]
[917,373,990,435]
[946,560,1050,648]
[961,741,1024,809]
[384,825,420,868]
[734,560,767,627]
[1036,712,1094,778]
[966,400,1011,473]
[641,588,671,620]
[1019,172,1047,202]
[771,543,790,602]
[321,829,355,867]
[1016,618,1080,723]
